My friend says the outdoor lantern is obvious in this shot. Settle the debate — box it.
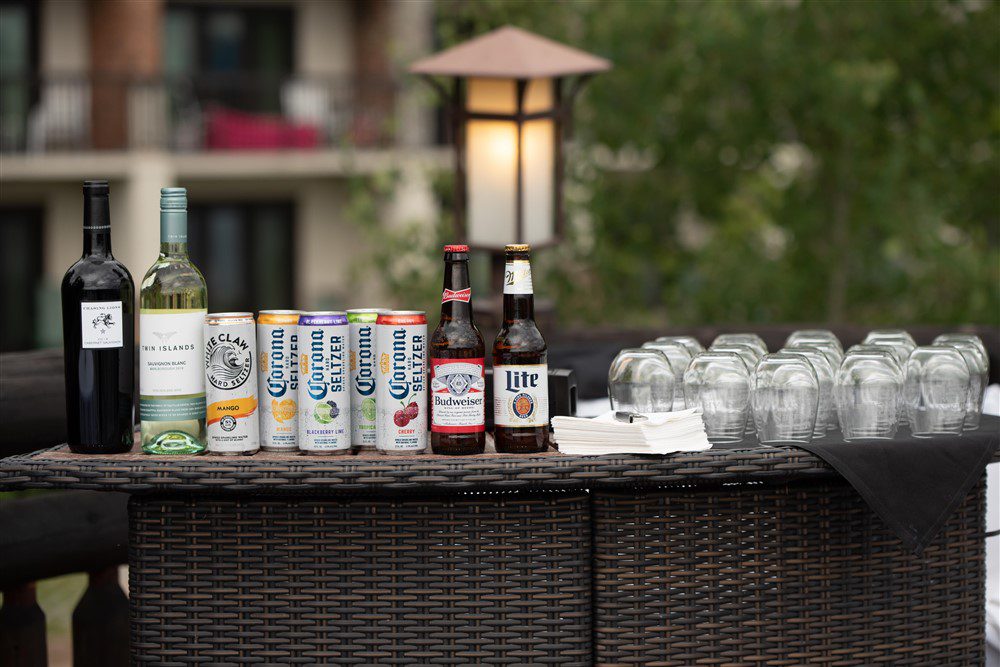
[410,26,610,249]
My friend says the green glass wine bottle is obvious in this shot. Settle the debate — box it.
[139,188,208,454]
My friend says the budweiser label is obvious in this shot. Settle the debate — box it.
[430,358,485,433]
[442,287,472,303]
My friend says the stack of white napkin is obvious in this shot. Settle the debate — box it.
[552,408,711,455]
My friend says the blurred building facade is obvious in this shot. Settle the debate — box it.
[0,0,443,352]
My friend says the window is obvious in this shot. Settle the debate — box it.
[0,0,39,152]
[0,206,42,351]
[187,202,295,314]
[165,3,294,114]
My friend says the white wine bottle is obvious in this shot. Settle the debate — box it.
[139,188,207,454]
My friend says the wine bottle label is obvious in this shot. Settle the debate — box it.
[139,309,206,421]
[430,358,486,433]
[493,364,549,428]
[503,261,533,295]
[81,301,124,349]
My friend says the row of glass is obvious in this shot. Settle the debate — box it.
[608,330,990,443]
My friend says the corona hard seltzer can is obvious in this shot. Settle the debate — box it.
[257,310,299,452]
[347,309,384,450]
[204,312,260,455]
[297,312,350,455]
[376,311,427,454]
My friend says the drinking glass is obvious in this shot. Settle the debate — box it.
[785,329,843,354]
[903,345,971,438]
[940,340,988,430]
[710,344,760,433]
[683,351,751,443]
[863,330,917,364]
[711,333,768,358]
[656,335,704,357]
[835,348,904,440]
[751,353,819,443]
[933,333,987,361]
[642,340,693,410]
[608,348,675,413]
[781,346,835,436]
[846,343,906,367]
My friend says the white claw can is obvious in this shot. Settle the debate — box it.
[376,311,427,454]
[297,311,350,455]
[257,310,300,451]
[204,312,260,455]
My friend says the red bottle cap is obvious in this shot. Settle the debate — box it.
[444,244,469,252]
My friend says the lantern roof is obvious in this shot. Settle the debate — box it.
[409,25,611,79]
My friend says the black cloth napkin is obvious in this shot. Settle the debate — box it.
[779,414,999,552]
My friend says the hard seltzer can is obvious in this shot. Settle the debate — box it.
[347,309,384,450]
[204,312,260,455]
[297,312,350,455]
[257,310,299,452]
[376,311,427,454]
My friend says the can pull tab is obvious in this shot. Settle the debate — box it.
[614,411,648,424]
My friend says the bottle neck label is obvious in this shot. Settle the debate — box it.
[442,287,472,303]
[160,210,188,244]
[503,260,533,295]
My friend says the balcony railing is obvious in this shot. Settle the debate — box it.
[0,73,398,153]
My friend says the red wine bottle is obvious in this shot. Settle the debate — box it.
[61,181,135,453]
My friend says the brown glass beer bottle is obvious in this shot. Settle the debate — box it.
[492,244,549,453]
[429,244,486,454]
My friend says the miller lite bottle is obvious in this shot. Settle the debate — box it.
[492,244,549,453]
[430,245,486,454]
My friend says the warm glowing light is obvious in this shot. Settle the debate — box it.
[465,78,556,247]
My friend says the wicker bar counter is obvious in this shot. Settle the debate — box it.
[2,424,997,666]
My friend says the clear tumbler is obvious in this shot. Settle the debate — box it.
[683,351,752,444]
[608,348,675,413]
[903,345,971,438]
[751,353,819,444]
[835,348,904,441]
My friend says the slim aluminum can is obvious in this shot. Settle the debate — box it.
[297,311,350,455]
[204,312,259,455]
[347,309,384,450]
[257,310,300,452]
[376,311,427,454]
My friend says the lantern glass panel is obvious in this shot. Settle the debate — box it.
[522,119,555,245]
[523,78,554,113]
[467,78,516,114]
[467,119,517,247]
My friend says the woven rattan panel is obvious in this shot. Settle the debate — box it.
[593,480,985,666]
[129,492,591,665]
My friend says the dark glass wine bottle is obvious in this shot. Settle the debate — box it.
[61,180,136,453]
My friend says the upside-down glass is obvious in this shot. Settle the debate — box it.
[656,335,704,357]
[751,353,819,443]
[933,333,988,362]
[642,340,693,410]
[788,339,843,370]
[711,333,768,358]
[863,330,916,365]
[903,345,971,438]
[710,343,760,433]
[785,329,843,354]
[683,351,751,443]
[835,348,904,440]
[941,340,988,430]
[608,348,675,413]
[781,347,835,436]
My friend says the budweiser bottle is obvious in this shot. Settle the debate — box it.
[492,244,549,453]
[430,245,486,454]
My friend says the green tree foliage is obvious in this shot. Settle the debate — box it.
[432,0,998,326]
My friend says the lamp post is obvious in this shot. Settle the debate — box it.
[409,26,610,318]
